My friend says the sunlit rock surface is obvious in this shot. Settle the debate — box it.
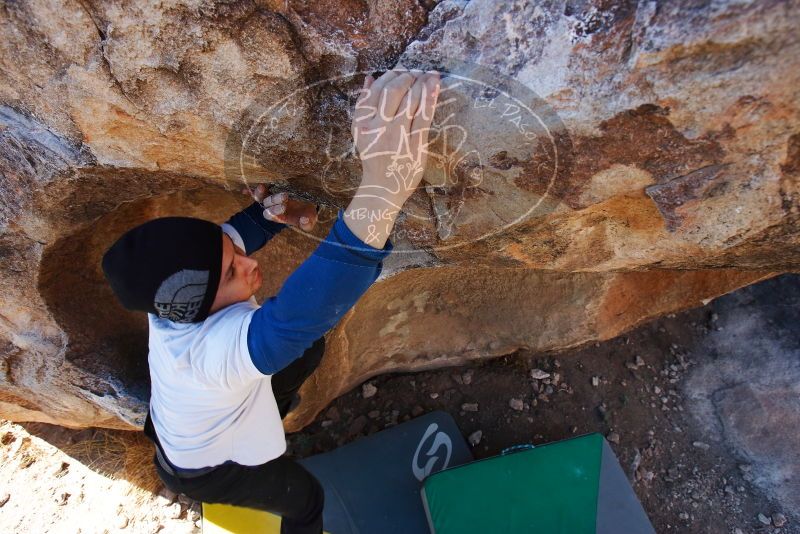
[0,0,796,429]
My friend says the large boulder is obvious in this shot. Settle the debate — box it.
[0,0,797,430]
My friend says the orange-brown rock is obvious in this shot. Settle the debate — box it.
[0,0,797,429]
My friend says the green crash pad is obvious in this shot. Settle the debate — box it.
[421,433,655,534]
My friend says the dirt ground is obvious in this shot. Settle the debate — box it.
[0,275,797,534]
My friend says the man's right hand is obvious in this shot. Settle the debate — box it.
[352,68,440,205]
[344,68,441,249]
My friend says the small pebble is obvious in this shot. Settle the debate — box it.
[757,513,771,526]
[361,383,377,399]
[157,487,177,505]
[509,398,524,411]
[429,393,439,400]
[468,430,483,446]
[591,376,599,387]
[530,369,550,380]
[607,432,620,444]
[772,513,787,527]
[116,515,129,529]
[461,403,479,412]
[167,502,182,519]
[692,441,710,450]
[325,407,340,422]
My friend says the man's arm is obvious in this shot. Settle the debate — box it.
[245,206,393,375]
[221,201,287,256]
[245,68,439,376]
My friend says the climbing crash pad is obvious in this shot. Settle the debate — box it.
[299,410,473,533]
[421,433,655,534]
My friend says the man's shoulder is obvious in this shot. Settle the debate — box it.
[205,298,259,322]
[196,298,260,343]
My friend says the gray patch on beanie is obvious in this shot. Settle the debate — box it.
[153,269,210,323]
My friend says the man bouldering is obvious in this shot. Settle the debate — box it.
[100,68,441,534]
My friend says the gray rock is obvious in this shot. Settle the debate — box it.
[361,383,377,399]
[167,502,183,519]
[508,398,524,411]
[530,369,550,380]
[468,430,483,446]
[461,403,479,412]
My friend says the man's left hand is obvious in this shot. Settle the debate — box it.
[243,184,318,232]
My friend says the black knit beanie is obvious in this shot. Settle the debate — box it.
[101,217,223,324]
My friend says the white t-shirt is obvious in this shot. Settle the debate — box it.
[147,226,286,469]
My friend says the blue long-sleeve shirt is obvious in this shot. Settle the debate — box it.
[222,201,393,375]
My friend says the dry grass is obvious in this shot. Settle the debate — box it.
[62,429,163,504]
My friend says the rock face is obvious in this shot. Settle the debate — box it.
[0,0,797,429]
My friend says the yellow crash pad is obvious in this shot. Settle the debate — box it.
[202,502,330,534]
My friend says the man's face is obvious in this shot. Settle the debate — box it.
[209,234,262,314]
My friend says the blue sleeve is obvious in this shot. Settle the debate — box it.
[246,208,394,375]
[224,201,287,255]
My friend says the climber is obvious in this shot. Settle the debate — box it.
[100,67,440,534]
